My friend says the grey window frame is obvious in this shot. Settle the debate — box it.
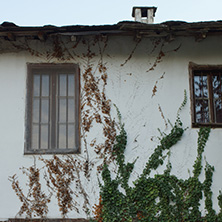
[25,63,80,154]
[189,62,222,128]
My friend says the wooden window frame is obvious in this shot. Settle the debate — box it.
[189,62,222,128]
[25,63,80,154]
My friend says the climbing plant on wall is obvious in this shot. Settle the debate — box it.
[92,93,222,222]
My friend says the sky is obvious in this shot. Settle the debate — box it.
[1,0,222,27]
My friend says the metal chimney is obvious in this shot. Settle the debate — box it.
[132,7,157,24]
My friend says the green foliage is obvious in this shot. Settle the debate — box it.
[218,191,222,221]
[95,93,221,222]
[193,127,211,178]
[204,162,216,221]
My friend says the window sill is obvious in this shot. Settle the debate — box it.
[192,122,222,128]
[24,148,80,155]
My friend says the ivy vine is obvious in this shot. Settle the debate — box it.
[92,92,222,222]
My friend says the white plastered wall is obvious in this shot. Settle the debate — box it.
[0,35,222,220]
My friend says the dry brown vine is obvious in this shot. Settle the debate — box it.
[80,37,117,171]
[120,38,141,67]
[92,196,103,222]
[158,104,168,129]
[40,155,80,216]
[9,163,51,218]
[151,72,165,97]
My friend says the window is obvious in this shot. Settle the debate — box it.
[189,63,222,127]
[25,64,80,154]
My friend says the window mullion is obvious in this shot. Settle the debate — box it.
[38,75,42,150]
[66,74,68,149]
[75,69,79,149]
[51,74,57,149]
[48,75,51,150]
[208,72,215,123]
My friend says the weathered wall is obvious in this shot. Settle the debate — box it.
[0,34,222,220]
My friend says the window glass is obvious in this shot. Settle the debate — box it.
[68,75,75,96]
[33,75,40,96]
[68,99,75,122]
[42,75,49,96]
[68,125,75,148]
[59,74,67,96]
[33,99,39,123]
[41,99,49,123]
[41,125,48,149]
[195,99,209,123]
[59,99,67,122]
[32,125,39,150]
[59,125,66,148]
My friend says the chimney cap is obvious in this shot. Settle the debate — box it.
[132,6,157,18]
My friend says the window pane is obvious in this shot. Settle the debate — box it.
[33,99,40,123]
[195,99,209,123]
[68,99,75,122]
[68,125,75,148]
[194,76,201,98]
[33,75,40,96]
[59,98,67,122]
[215,99,222,123]
[212,75,222,99]
[202,76,208,97]
[68,75,75,96]
[42,75,49,96]
[59,74,67,96]
[32,125,39,149]
[40,125,48,149]
[41,99,49,123]
[58,125,66,148]
[194,75,208,98]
